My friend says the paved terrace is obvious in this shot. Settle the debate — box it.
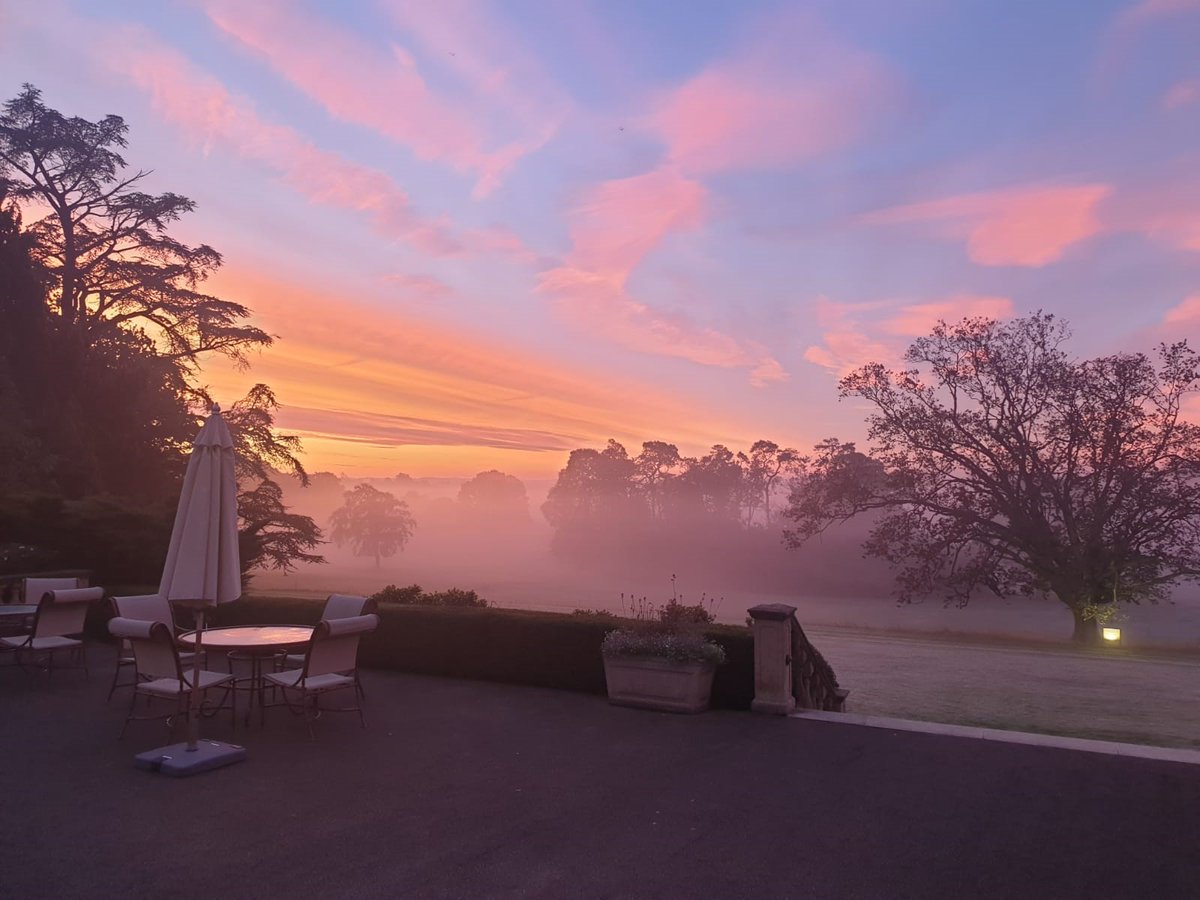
[4,655,1200,899]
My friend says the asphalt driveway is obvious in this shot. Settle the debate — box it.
[2,657,1198,899]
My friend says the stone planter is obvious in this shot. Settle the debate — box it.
[602,655,716,713]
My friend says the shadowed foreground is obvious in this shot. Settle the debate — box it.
[3,659,1199,899]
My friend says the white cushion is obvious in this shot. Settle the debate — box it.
[0,635,81,651]
[136,669,232,698]
[265,669,354,692]
[323,614,378,637]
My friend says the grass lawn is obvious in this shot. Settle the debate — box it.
[812,627,1200,749]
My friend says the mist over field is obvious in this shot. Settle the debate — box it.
[257,471,1200,650]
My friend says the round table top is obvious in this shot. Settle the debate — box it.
[0,605,36,617]
[178,624,313,650]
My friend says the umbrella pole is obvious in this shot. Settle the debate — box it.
[186,608,205,752]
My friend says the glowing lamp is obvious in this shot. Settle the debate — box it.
[1101,627,1122,643]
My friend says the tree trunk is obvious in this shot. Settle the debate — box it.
[1070,607,1100,646]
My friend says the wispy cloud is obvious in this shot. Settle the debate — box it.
[649,10,899,175]
[1162,78,1200,110]
[110,30,467,255]
[538,166,786,384]
[202,267,739,471]
[1116,0,1200,30]
[202,0,565,197]
[881,296,1015,336]
[861,183,1111,267]
[1164,294,1200,324]
[380,273,456,304]
[804,295,1015,374]
[103,25,541,266]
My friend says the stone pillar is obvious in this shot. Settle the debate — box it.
[749,604,796,715]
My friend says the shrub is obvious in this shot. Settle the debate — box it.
[369,583,488,608]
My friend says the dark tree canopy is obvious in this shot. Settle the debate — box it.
[457,470,530,522]
[330,484,416,567]
[0,84,269,373]
[784,313,1200,643]
[0,87,321,581]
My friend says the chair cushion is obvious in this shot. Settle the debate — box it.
[0,635,81,651]
[109,617,158,640]
[323,613,379,637]
[46,587,104,605]
[137,669,233,697]
[265,669,355,692]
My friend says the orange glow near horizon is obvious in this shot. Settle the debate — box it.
[200,269,778,479]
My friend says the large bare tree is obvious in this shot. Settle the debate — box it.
[784,313,1200,643]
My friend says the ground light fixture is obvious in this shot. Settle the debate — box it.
[1101,627,1122,644]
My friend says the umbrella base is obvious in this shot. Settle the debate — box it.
[134,740,247,777]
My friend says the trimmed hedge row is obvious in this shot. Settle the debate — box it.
[206,595,755,710]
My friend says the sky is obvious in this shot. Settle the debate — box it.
[2,0,1199,480]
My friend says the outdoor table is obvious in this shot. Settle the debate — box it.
[0,605,37,633]
[179,625,313,725]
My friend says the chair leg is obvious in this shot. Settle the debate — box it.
[106,658,121,702]
[119,688,138,740]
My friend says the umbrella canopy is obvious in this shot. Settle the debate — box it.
[154,404,244,766]
[160,404,241,607]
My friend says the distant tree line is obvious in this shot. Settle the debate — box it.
[0,84,322,584]
[540,438,821,587]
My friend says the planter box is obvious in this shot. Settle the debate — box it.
[603,655,716,713]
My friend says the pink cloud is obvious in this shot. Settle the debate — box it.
[805,295,1014,374]
[1164,295,1200,323]
[109,33,470,256]
[105,29,541,266]
[881,296,1015,336]
[1117,0,1200,29]
[803,298,894,375]
[862,184,1111,266]
[202,0,563,197]
[563,167,707,278]
[1106,174,1200,252]
[538,266,786,383]
[650,12,899,175]
[1162,79,1200,110]
[537,167,784,384]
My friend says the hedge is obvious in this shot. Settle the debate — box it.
[200,595,755,710]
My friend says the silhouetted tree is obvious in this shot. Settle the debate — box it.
[238,479,325,576]
[330,484,416,567]
[0,87,322,577]
[0,84,269,374]
[0,183,49,493]
[677,445,746,520]
[738,439,801,526]
[542,439,636,527]
[784,313,1200,644]
[633,441,683,520]
[457,470,530,523]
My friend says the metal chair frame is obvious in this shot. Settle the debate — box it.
[266,614,377,737]
[109,618,236,741]
[0,588,101,677]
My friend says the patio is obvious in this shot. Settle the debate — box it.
[4,657,1200,899]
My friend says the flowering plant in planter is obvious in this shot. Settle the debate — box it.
[600,580,727,712]
[601,628,727,665]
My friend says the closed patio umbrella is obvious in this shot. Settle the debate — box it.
[136,404,246,776]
